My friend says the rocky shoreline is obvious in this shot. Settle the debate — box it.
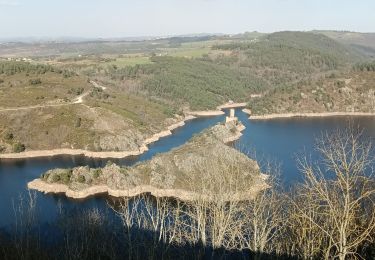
[0,102,248,160]
[27,120,266,201]
[0,115,196,160]
[242,108,252,116]
[28,179,268,201]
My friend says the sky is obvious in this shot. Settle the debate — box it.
[0,0,374,38]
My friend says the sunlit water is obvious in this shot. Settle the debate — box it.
[0,110,374,229]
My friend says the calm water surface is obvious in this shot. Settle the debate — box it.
[235,111,375,184]
[0,110,374,228]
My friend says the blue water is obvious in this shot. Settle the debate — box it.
[0,110,374,228]
[235,111,375,184]
[0,113,226,228]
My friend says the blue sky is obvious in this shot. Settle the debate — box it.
[0,0,374,38]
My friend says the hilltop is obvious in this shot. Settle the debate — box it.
[316,30,375,58]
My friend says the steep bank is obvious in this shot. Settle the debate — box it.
[248,71,375,117]
[28,120,268,201]
[0,115,196,159]
[0,102,247,160]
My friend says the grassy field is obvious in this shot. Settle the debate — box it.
[107,55,152,67]
[162,47,211,58]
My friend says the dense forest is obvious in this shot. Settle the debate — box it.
[84,32,372,112]
[212,32,363,86]
[353,60,375,71]
[103,56,266,110]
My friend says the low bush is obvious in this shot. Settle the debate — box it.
[60,169,73,184]
[51,174,60,183]
[12,142,25,153]
[77,175,86,183]
[92,169,102,179]
[29,78,42,85]
[4,132,13,141]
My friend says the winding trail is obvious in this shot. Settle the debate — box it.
[0,81,105,113]
[90,80,107,90]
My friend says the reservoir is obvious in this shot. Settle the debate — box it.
[0,110,374,229]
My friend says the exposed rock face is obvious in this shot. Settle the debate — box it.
[29,120,268,201]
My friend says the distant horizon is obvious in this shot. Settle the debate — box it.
[0,29,374,44]
[0,0,374,40]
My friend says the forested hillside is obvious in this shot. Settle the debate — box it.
[1,31,374,153]
[213,32,362,85]
[102,56,267,110]
[92,32,372,112]
[317,30,375,58]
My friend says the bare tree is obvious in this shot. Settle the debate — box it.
[184,153,262,250]
[241,163,285,257]
[292,128,375,259]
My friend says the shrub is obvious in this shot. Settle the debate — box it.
[75,87,84,95]
[69,87,84,95]
[60,169,73,184]
[92,169,102,179]
[4,132,13,140]
[163,107,177,117]
[230,126,237,133]
[41,173,50,180]
[77,175,86,183]
[335,80,345,88]
[51,174,60,183]
[75,117,82,128]
[106,160,114,167]
[12,142,25,153]
[29,78,42,85]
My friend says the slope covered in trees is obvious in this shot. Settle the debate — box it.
[95,32,370,112]
[213,32,363,85]
[102,56,267,110]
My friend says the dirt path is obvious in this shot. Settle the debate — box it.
[73,91,90,104]
[0,102,75,112]
[0,81,106,113]
[90,80,107,90]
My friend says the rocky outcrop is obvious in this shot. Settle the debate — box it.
[242,108,252,116]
